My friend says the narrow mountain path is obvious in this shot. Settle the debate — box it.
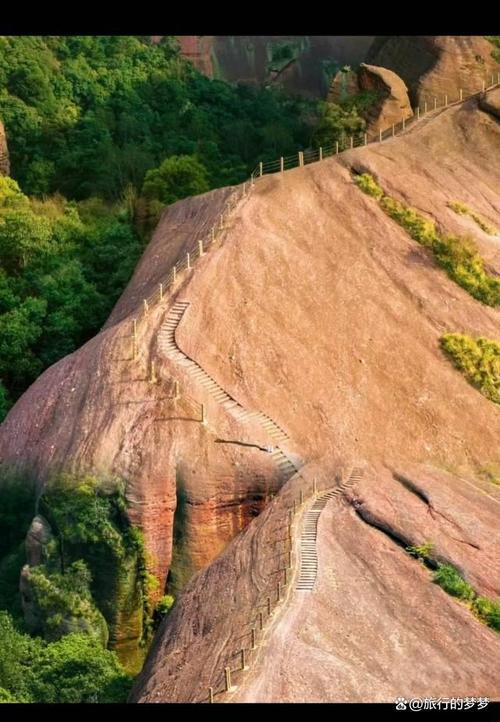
[158,300,300,483]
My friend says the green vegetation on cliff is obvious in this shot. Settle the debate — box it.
[440,333,500,405]
[485,36,500,62]
[407,544,500,632]
[0,472,157,683]
[354,173,500,307]
[0,611,131,703]
[448,200,498,236]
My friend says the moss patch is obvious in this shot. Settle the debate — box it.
[353,173,500,306]
[440,333,500,404]
[448,200,498,236]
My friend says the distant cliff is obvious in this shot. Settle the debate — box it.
[172,36,374,97]
[367,36,500,104]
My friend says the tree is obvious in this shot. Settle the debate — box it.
[142,154,209,205]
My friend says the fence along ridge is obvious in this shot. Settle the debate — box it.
[133,76,499,703]
[250,75,500,181]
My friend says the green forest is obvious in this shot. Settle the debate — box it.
[0,36,373,423]
[0,35,319,421]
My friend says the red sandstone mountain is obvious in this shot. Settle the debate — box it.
[367,36,500,104]
[1,88,500,699]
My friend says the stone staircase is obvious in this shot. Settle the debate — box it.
[158,301,299,483]
[295,466,364,592]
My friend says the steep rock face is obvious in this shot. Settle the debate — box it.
[327,63,413,134]
[367,36,500,104]
[206,35,373,97]
[176,36,214,77]
[0,120,9,176]
[327,67,358,104]
[2,94,500,668]
[358,63,413,133]
[132,463,500,702]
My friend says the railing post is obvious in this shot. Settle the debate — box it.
[335,141,339,155]
[186,252,191,269]
[251,628,257,650]
[277,581,281,601]
[208,687,214,703]
[434,97,437,110]
[201,403,207,426]
[259,611,264,629]
[444,94,448,107]
[240,649,248,671]
[482,80,486,92]
[267,597,271,616]
[402,115,406,130]
[283,568,287,586]
[280,156,284,173]
[364,133,368,145]
[259,161,263,177]
[459,88,463,101]
[159,282,163,301]
[198,239,204,256]
[350,136,354,149]
[298,151,304,167]
[319,146,323,161]
[224,667,235,692]
[288,509,293,524]
[417,106,420,120]
[288,549,292,568]
[424,101,428,113]
[143,298,149,315]
[172,265,177,284]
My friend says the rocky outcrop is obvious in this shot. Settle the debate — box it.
[327,66,358,104]
[479,86,500,119]
[327,63,413,134]
[0,120,9,176]
[25,515,53,566]
[358,63,413,133]
[367,36,500,104]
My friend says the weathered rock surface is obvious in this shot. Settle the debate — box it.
[2,94,500,680]
[358,63,413,133]
[132,463,500,702]
[479,86,500,119]
[174,37,374,97]
[367,36,500,104]
[0,120,9,176]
